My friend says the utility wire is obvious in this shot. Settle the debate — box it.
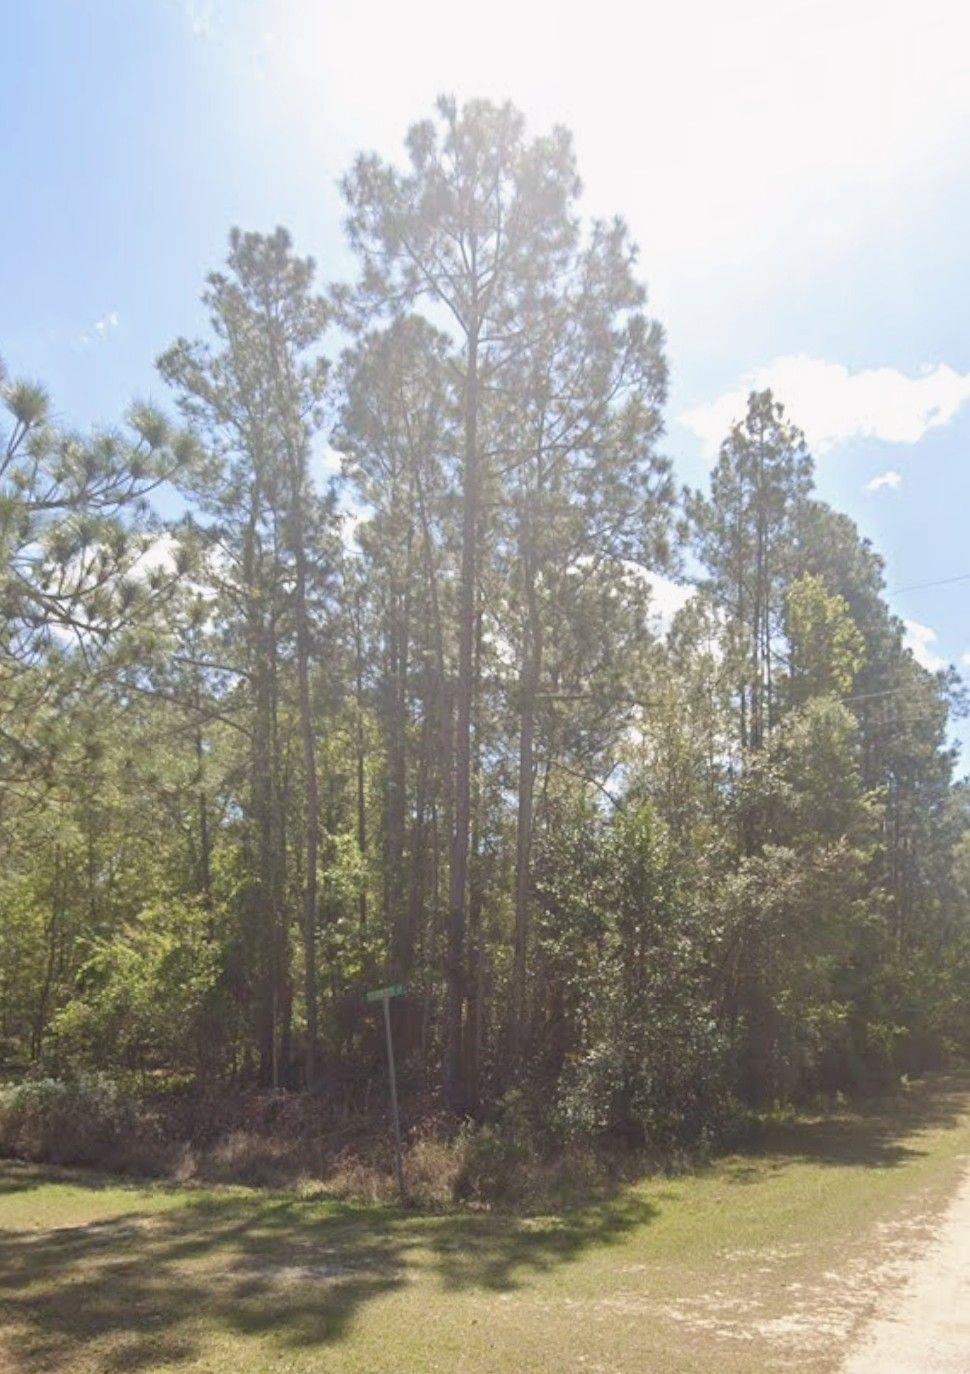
[840,683,951,707]
[890,573,970,595]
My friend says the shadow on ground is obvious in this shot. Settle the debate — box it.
[727,1071,970,1179]
[0,1072,966,1369]
[0,1160,171,1198]
[0,1174,655,1370]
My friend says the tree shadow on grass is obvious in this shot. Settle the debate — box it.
[729,1071,970,1177]
[427,1193,657,1292]
[0,1180,657,1370]
[0,1158,185,1196]
[4,1074,964,1367]
[0,1200,407,1370]
[0,1176,42,1198]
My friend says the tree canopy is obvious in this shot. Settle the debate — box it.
[1,98,966,1144]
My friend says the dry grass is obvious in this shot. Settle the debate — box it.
[0,1079,633,1208]
[0,1073,967,1372]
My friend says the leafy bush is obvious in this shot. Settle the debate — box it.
[0,1073,147,1167]
[536,802,739,1152]
[47,900,223,1078]
[556,1017,737,1155]
[453,1121,524,1204]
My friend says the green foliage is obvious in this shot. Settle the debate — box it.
[0,102,967,1157]
[783,572,864,705]
[48,901,222,1078]
[0,1073,141,1167]
[536,804,736,1149]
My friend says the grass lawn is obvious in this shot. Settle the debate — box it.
[0,1074,968,1373]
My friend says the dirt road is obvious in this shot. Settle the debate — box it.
[844,1162,970,1373]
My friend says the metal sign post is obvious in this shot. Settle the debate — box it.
[366,984,406,1203]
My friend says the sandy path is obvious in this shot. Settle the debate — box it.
[843,1162,970,1373]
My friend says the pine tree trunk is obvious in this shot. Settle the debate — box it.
[387,538,411,972]
[466,606,485,1111]
[294,535,319,1090]
[511,568,541,1058]
[445,327,479,1110]
[352,591,368,930]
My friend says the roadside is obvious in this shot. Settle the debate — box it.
[843,1159,970,1373]
[0,1072,967,1373]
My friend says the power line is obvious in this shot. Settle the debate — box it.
[839,683,956,707]
[841,685,924,706]
[890,573,970,595]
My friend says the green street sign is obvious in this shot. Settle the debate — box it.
[366,983,405,1003]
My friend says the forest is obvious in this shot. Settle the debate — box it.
[2,96,968,1161]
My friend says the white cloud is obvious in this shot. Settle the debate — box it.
[866,469,903,492]
[311,444,343,491]
[180,1,218,39]
[681,357,970,457]
[339,505,366,554]
[243,0,970,293]
[903,618,946,673]
[130,532,180,582]
[79,310,120,348]
[644,573,695,634]
[564,560,696,638]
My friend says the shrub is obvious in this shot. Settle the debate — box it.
[453,1121,523,1204]
[538,803,740,1153]
[0,1073,146,1168]
[400,1131,463,1208]
[47,900,224,1080]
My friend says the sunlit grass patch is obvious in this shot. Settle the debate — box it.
[0,1072,967,1373]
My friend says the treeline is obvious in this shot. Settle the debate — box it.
[1,98,968,1145]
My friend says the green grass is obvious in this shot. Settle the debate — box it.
[1,1074,968,1373]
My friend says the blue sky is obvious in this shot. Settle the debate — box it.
[3,0,968,724]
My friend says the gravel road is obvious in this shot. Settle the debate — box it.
[843,1162,970,1373]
